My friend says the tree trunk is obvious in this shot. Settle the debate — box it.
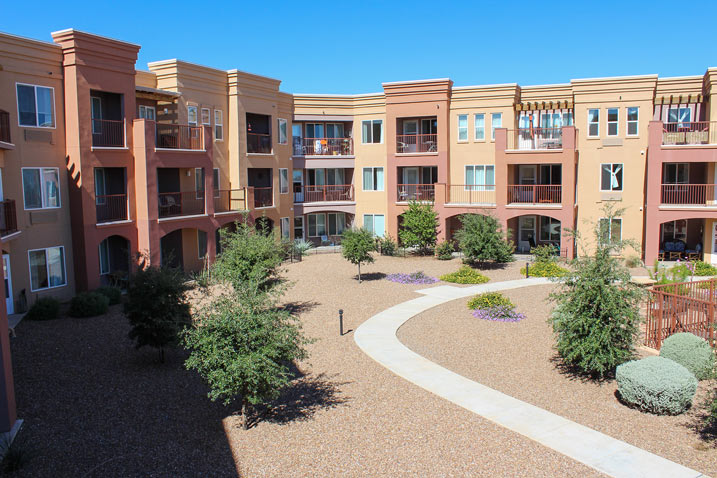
[358,262,361,283]
[242,400,249,430]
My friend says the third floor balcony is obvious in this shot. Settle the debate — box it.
[294,184,354,203]
[156,123,205,151]
[506,128,563,150]
[396,117,438,154]
[662,121,717,146]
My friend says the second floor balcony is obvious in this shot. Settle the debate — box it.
[396,134,438,154]
[294,185,354,203]
[660,184,717,207]
[662,122,717,146]
[252,187,273,208]
[447,185,496,205]
[214,189,248,213]
[156,124,204,150]
[158,191,205,219]
[247,133,272,154]
[507,184,562,205]
[396,184,435,202]
[293,137,353,156]
[96,194,128,223]
[0,199,18,237]
[92,119,126,148]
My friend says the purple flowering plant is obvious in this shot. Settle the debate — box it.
[386,271,439,285]
[472,305,526,322]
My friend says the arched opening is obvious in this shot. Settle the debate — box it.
[445,213,492,245]
[255,217,274,236]
[99,235,131,287]
[215,221,239,256]
[302,212,353,246]
[658,219,705,261]
[507,214,563,255]
[160,228,208,273]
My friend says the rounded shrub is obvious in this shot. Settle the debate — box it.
[95,286,122,305]
[68,292,110,318]
[693,260,717,276]
[435,241,454,260]
[520,261,568,277]
[379,235,397,256]
[25,297,61,321]
[616,356,697,415]
[440,266,489,284]
[659,333,715,380]
[467,292,513,310]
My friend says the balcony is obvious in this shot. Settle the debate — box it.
[293,138,353,156]
[507,185,562,205]
[0,110,11,145]
[214,189,248,213]
[662,122,717,146]
[661,184,717,206]
[396,184,435,202]
[0,199,18,237]
[92,119,126,148]
[506,128,563,150]
[247,133,272,154]
[156,124,204,150]
[96,194,128,223]
[294,185,354,203]
[253,187,273,208]
[158,191,205,218]
[447,185,496,205]
[396,134,437,154]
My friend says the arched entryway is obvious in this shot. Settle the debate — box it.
[657,218,706,261]
[254,217,274,236]
[98,235,131,287]
[160,228,209,273]
[507,214,563,255]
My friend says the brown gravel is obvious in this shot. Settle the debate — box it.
[397,284,717,477]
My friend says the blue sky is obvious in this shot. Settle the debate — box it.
[3,0,716,94]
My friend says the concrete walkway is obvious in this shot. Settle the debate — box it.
[354,278,706,478]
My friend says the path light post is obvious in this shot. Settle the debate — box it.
[339,309,344,336]
[525,262,530,278]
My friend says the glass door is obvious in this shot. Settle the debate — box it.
[293,169,304,203]
[518,216,536,253]
[3,254,12,315]
[294,216,304,241]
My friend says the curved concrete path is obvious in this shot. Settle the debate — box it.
[354,278,706,478]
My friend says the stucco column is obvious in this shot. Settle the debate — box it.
[644,121,665,266]
[0,296,16,433]
[434,183,447,242]
[494,128,509,214]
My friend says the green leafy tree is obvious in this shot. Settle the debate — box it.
[549,205,644,379]
[341,227,377,282]
[455,214,514,263]
[125,265,191,363]
[398,201,439,254]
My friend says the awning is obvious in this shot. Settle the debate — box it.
[656,94,703,105]
[135,85,181,101]
[515,100,573,111]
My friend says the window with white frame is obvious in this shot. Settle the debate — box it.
[328,213,346,236]
[361,120,383,144]
[599,218,622,245]
[279,168,289,194]
[457,114,468,141]
[363,214,385,237]
[187,105,198,125]
[587,109,600,137]
[198,230,207,259]
[213,168,220,198]
[474,113,485,141]
[139,105,155,120]
[600,163,623,191]
[308,213,326,237]
[278,119,288,144]
[28,246,66,291]
[22,167,60,209]
[664,163,689,184]
[465,165,495,191]
[214,110,223,140]
[201,108,211,125]
[626,107,638,136]
[491,112,502,140]
[16,83,55,128]
[607,108,618,136]
[362,167,384,191]
[280,217,290,239]
[540,217,561,242]
[668,107,691,126]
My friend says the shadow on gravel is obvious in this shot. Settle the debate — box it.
[354,272,386,282]
[282,300,320,316]
[549,353,615,384]
[685,401,717,446]
[469,262,511,271]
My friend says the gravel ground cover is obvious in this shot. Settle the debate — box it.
[397,284,717,477]
[10,254,607,477]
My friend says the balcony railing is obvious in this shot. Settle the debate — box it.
[247,133,272,154]
[507,185,562,204]
[0,200,17,237]
[214,189,248,213]
[156,124,204,150]
[158,191,205,218]
[293,138,353,156]
[253,187,273,208]
[396,134,438,153]
[507,128,563,150]
[92,119,125,147]
[396,184,435,202]
[0,110,10,144]
[294,185,354,203]
[96,194,128,223]
[661,184,717,205]
[662,122,717,145]
[448,185,496,205]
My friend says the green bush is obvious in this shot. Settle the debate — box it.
[467,292,513,310]
[616,356,697,415]
[435,241,454,260]
[95,286,122,305]
[24,297,61,321]
[398,201,439,254]
[659,333,715,380]
[379,234,397,256]
[624,255,642,268]
[440,266,489,284]
[68,292,110,318]
[521,261,568,277]
[455,214,514,264]
[693,260,717,276]
[531,244,557,263]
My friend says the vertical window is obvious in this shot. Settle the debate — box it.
[94,168,106,205]
[362,167,384,191]
[626,107,639,136]
[474,114,485,141]
[363,214,385,237]
[139,105,155,120]
[214,110,223,140]
[279,168,289,194]
[201,108,211,125]
[187,105,198,125]
[308,213,327,237]
[91,97,102,134]
[213,168,220,198]
[457,114,468,141]
[28,246,66,291]
[361,120,383,143]
[540,217,561,242]
[22,167,60,209]
[99,239,110,275]
[587,109,600,137]
[195,168,205,199]
[280,217,290,239]
[491,113,502,140]
[668,107,691,127]
[197,230,207,259]
[600,164,623,191]
[664,163,689,184]
[465,165,495,190]
[16,83,55,128]
[327,213,346,236]
[278,119,288,144]
[599,218,622,245]
[607,108,618,136]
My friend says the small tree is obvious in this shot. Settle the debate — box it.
[341,227,376,282]
[125,265,191,363]
[398,201,439,254]
[549,205,644,379]
[455,214,514,264]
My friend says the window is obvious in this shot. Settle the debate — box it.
[361,120,383,143]
[28,246,66,291]
[668,107,691,127]
[280,217,290,239]
[278,119,288,144]
[627,107,638,136]
[187,105,198,125]
[474,114,485,141]
[213,168,220,198]
[599,218,622,245]
[328,213,346,236]
[588,109,600,137]
[201,108,211,125]
[16,83,55,128]
[99,239,110,275]
[662,220,687,242]
[91,97,102,134]
[600,163,623,191]
[94,168,106,205]
[464,165,495,190]
[362,167,384,191]
[139,105,155,120]
[540,217,561,242]
[308,213,326,237]
[194,168,205,199]
[197,230,207,259]
[214,110,223,141]
[664,163,689,184]
[22,167,60,209]
[279,168,289,194]
[491,113,502,140]
[363,214,385,237]
[457,114,468,141]
[607,108,618,136]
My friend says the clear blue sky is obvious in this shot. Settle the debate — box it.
[3,0,716,94]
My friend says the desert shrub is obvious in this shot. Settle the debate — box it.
[467,292,513,310]
[616,356,697,415]
[292,239,314,257]
[532,244,557,263]
[24,297,61,321]
[624,255,642,268]
[68,292,110,318]
[693,260,717,276]
[379,234,397,256]
[440,266,489,284]
[398,201,439,254]
[455,214,514,264]
[520,261,568,278]
[435,241,454,260]
[385,271,438,285]
[95,286,122,305]
[659,333,715,380]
